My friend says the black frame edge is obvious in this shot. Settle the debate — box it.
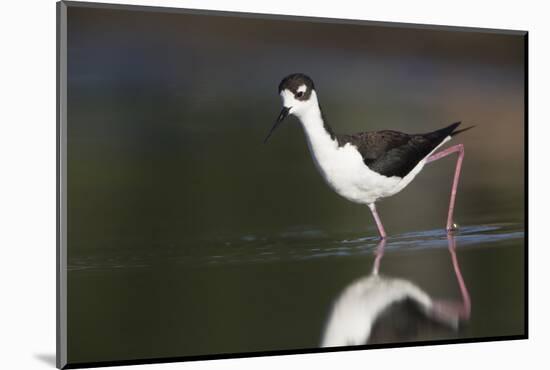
[523,31,529,338]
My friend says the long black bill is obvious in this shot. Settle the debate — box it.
[263,106,290,144]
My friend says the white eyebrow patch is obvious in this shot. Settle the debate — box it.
[297,84,307,93]
[280,89,294,106]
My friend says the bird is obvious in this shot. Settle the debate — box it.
[264,73,473,239]
[321,236,471,347]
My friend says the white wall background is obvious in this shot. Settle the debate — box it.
[0,0,546,369]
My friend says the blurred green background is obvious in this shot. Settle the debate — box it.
[66,5,525,365]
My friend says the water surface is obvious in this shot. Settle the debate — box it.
[68,222,524,363]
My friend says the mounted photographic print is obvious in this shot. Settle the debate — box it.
[57,1,527,368]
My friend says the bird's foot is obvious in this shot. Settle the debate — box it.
[446,222,459,233]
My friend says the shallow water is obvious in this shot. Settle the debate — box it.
[67,222,524,363]
[65,7,525,365]
[68,223,521,271]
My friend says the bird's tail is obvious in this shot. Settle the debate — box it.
[433,121,475,138]
[451,124,475,137]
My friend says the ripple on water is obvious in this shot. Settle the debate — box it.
[67,223,524,272]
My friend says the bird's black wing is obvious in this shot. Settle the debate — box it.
[338,122,463,178]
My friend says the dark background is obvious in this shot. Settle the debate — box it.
[66,4,525,364]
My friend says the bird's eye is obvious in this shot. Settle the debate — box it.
[296,91,304,98]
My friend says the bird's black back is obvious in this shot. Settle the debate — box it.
[337,122,464,178]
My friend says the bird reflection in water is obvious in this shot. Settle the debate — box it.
[321,235,471,347]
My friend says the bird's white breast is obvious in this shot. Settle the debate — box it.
[308,137,450,204]
[308,138,401,204]
[296,105,450,205]
[296,110,396,204]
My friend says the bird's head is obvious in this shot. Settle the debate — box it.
[264,73,318,143]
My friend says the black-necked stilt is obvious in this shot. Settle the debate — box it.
[321,237,471,347]
[264,73,473,239]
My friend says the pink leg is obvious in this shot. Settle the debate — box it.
[448,235,471,319]
[371,238,387,275]
[368,203,387,239]
[431,235,471,321]
[425,144,464,232]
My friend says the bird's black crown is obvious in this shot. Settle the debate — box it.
[278,73,315,101]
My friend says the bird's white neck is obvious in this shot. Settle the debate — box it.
[293,92,339,156]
